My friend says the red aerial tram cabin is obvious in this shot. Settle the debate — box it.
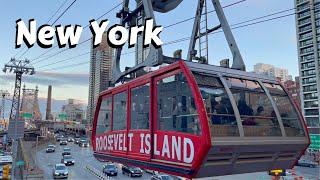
[92,60,309,178]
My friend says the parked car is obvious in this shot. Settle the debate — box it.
[102,163,118,176]
[79,139,89,147]
[61,155,75,166]
[67,137,74,142]
[122,165,143,177]
[151,174,174,180]
[60,139,67,146]
[53,163,68,179]
[62,147,71,156]
[46,145,55,153]
[297,159,317,168]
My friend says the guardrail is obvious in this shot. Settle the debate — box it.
[85,165,113,180]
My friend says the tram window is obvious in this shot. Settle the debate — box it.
[131,84,150,129]
[113,91,127,130]
[96,97,112,134]
[263,83,305,137]
[226,78,282,136]
[157,72,201,135]
[194,74,239,136]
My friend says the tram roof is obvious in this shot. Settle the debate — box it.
[184,61,279,84]
[102,61,280,96]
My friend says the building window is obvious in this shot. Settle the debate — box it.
[304,92,318,100]
[305,109,319,116]
[303,84,317,92]
[302,76,317,84]
[263,83,305,137]
[131,83,150,130]
[113,91,127,130]
[194,74,239,136]
[226,78,282,136]
[300,46,314,54]
[96,96,112,134]
[304,100,319,108]
[299,31,312,39]
[157,72,201,135]
[306,117,320,127]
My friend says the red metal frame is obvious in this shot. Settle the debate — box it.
[92,61,211,177]
[279,82,311,168]
[91,61,310,178]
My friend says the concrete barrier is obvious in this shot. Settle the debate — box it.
[85,165,112,180]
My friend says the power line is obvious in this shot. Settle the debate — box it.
[41,61,89,71]
[37,51,90,69]
[163,12,297,46]
[16,0,78,60]
[31,38,91,65]
[39,7,297,71]
[47,0,69,24]
[164,0,247,29]
[31,0,242,65]
[51,0,77,25]
[13,0,70,59]
[30,2,123,64]
[38,50,134,71]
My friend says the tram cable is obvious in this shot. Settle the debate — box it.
[37,4,301,72]
[50,0,77,25]
[30,0,243,66]
[17,0,78,60]
[12,0,70,59]
[30,2,123,64]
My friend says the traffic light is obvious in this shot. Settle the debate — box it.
[2,164,10,179]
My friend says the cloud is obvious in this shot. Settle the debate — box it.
[0,71,89,87]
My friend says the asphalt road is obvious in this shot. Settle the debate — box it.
[36,142,319,180]
[36,142,153,180]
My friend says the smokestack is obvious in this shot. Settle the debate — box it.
[46,85,52,120]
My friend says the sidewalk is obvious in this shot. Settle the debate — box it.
[18,137,55,179]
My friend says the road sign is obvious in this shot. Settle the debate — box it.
[58,114,67,120]
[16,160,25,166]
[22,113,32,119]
[309,134,320,150]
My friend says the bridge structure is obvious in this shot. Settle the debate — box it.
[20,85,42,122]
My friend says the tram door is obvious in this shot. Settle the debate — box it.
[127,78,152,161]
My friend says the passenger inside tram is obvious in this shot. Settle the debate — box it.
[157,72,200,135]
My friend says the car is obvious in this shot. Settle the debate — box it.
[151,174,174,180]
[61,155,75,166]
[56,135,64,142]
[74,138,80,144]
[62,147,71,156]
[79,139,89,147]
[46,145,55,153]
[145,169,159,175]
[122,165,143,177]
[102,163,118,176]
[53,163,68,179]
[67,137,74,142]
[296,159,317,168]
[60,139,67,146]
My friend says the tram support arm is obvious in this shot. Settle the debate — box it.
[211,0,246,71]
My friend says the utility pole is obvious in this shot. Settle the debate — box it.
[3,58,35,179]
[0,90,10,120]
